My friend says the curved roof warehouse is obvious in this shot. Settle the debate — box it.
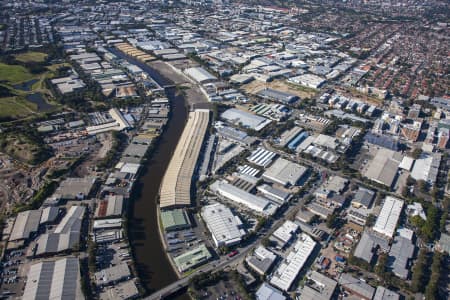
[159,109,210,209]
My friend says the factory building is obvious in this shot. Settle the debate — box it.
[54,177,97,200]
[270,233,316,291]
[201,203,245,247]
[338,273,375,300]
[256,282,286,300]
[388,235,415,279]
[95,195,124,219]
[363,148,403,188]
[9,210,42,242]
[184,67,217,84]
[271,220,299,248]
[173,244,212,273]
[257,88,299,104]
[159,109,210,209]
[246,246,277,275]
[374,287,400,300]
[262,157,308,186]
[373,196,404,238]
[23,257,83,300]
[298,271,337,300]
[160,209,191,232]
[221,108,271,131]
[35,206,86,256]
[94,263,131,287]
[210,180,278,216]
[247,147,277,168]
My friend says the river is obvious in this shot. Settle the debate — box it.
[109,48,189,296]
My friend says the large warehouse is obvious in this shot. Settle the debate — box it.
[9,209,42,242]
[210,180,278,216]
[270,233,316,291]
[221,108,271,131]
[22,257,83,300]
[201,203,245,247]
[159,109,210,209]
[35,206,86,256]
[363,148,403,188]
[184,67,217,84]
[248,147,277,167]
[373,196,404,238]
[263,158,308,186]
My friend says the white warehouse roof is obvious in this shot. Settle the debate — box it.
[201,203,245,247]
[23,257,83,300]
[373,196,404,238]
[248,147,277,168]
[270,233,316,291]
[210,181,277,215]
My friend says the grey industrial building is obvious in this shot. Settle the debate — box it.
[159,109,210,209]
[34,206,85,256]
[338,273,375,300]
[374,287,400,300]
[353,231,390,264]
[9,210,42,242]
[221,108,271,131]
[54,177,97,200]
[257,88,299,104]
[351,187,375,209]
[298,271,337,300]
[387,235,415,279]
[246,246,277,275]
[263,158,308,186]
[22,257,83,300]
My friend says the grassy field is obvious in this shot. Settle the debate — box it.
[0,63,35,84]
[0,96,37,119]
[14,51,48,63]
[0,58,66,121]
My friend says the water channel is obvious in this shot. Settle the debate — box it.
[109,48,189,296]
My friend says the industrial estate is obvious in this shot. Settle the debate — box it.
[0,0,448,300]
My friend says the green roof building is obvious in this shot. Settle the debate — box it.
[173,244,212,273]
[160,209,191,232]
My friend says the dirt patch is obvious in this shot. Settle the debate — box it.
[148,61,190,85]
[241,79,318,99]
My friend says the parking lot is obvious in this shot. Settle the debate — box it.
[96,242,132,270]
[0,250,27,298]
[165,214,216,260]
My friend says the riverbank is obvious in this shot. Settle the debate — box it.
[148,60,211,109]
[109,46,188,294]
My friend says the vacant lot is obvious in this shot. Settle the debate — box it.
[0,131,51,165]
[241,79,317,100]
[14,51,48,63]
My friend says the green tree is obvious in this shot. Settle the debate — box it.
[411,148,422,159]
[425,252,443,300]
[375,253,388,277]
[410,249,428,293]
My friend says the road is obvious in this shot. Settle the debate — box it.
[262,140,406,200]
